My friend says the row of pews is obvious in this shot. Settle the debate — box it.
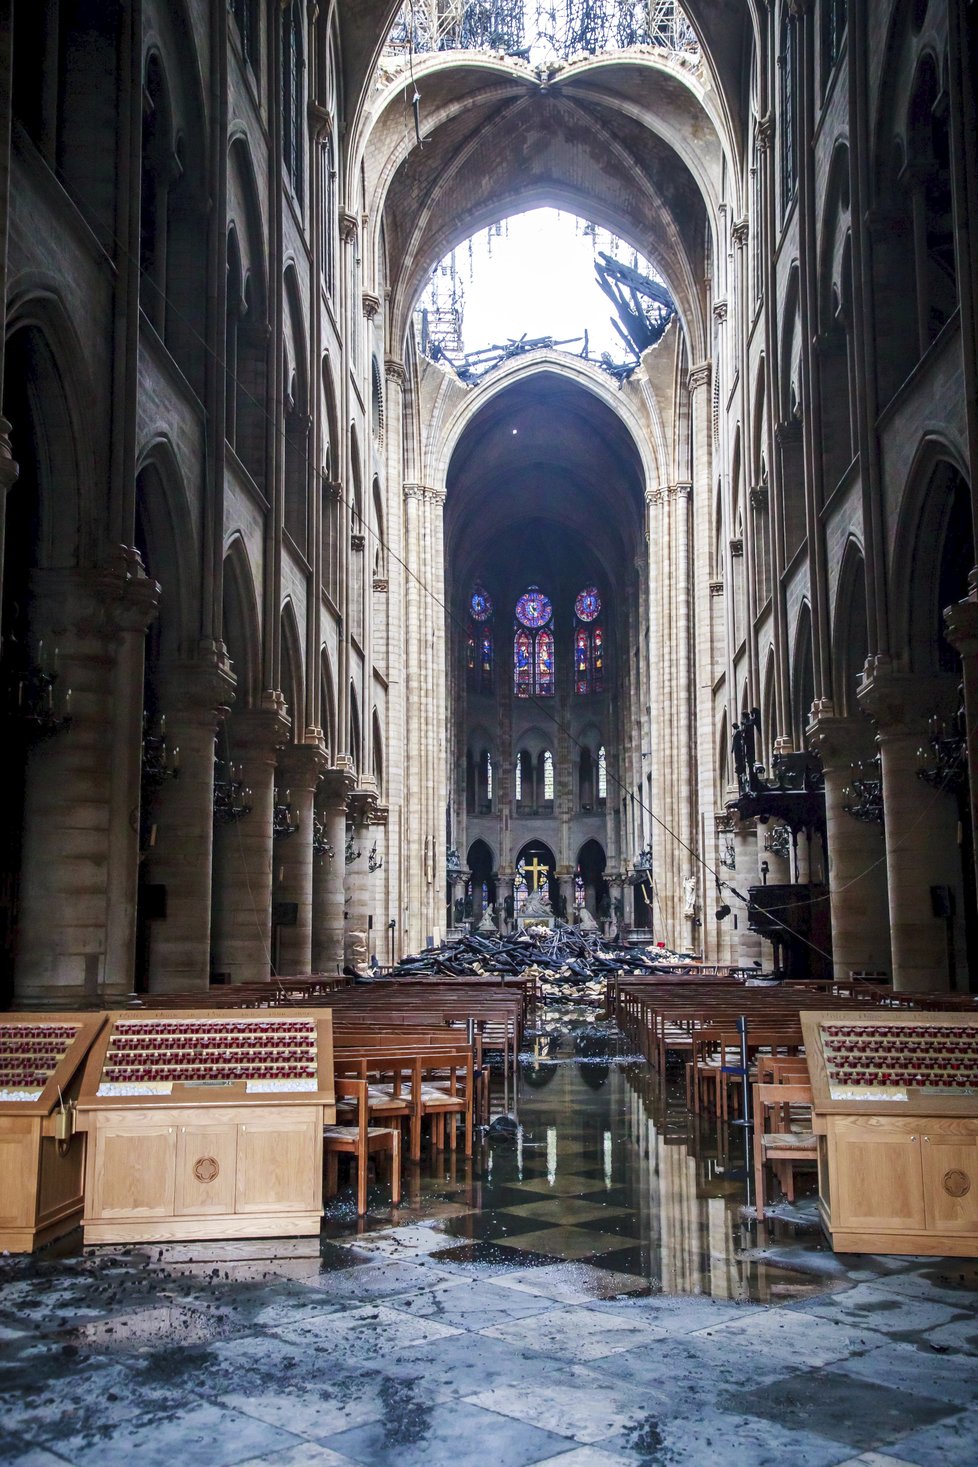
[134,973,534,1216]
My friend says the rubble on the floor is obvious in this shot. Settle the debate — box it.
[386,924,697,1005]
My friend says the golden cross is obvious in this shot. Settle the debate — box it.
[524,855,550,892]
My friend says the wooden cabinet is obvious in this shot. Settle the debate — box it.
[0,1014,105,1252]
[76,1009,335,1244]
[803,1011,978,1256]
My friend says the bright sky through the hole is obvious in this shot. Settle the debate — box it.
[419,208,662,363]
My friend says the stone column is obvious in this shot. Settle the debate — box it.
[608,872,626,937]
[809,713,891,980]
[497,868,515,934]
[211,705,290,983]
[141,656,235,993]
[733,818,763,967]
[311,768,353,973]
[274,741,329,975]
[860,672,963,991]
[556,867,575,924]
[345,785,376,964]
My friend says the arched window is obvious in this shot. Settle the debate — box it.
[821,0,846,88]
[515,751,524,802]
[779,11,797,215]
[513,585,555,698]
[486,752,493,803]
[573,586,604,694]
[466,584,493,693]
[282,1,303,196]
[597,745,607,800]
[543,750,554,801]
[230,0,257,67]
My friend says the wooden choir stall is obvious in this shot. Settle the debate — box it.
[0,1014,106,1252]
[75,1008,335,1244]
[802,1010,978,1256]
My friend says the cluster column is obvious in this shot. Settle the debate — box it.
[15,553,158,1008]
[311,769,354,973]
[142,655,236,993]
[274,740,329,974]
[809,713,891,980]
[210,705,290,983]
[859,671,963,991]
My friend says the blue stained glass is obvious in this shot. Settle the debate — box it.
[575,586,601,622]
[470,586,493,621]
[515,588,553,628]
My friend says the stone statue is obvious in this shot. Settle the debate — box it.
[683,875,697,917]
[578,906,599,933]
[477,904,496,933]
[523,885,553,918]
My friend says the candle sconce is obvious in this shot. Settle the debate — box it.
[312,817,334,861]
[4,634,72,742]
[272,787,299,839]
[368,840,383,873]
[843,754,884,825]
[213,757,253,823]
[917,707,967,795]
[345,831,361,865]
[141,712,180,790]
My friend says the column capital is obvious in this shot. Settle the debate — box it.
[278,741,330,792]
[30,549,160,644]
[858,669,958,737]
[362,291,382,321]
[384,356,406,385]
[319,766,355,809]
[226,706,291,759]
[687,362,711,393]
[808,712,878,770]
[158,654,236,720]
[348,779,378,825]
[339,209,359,244]
[307,101,332,140]
[944,594,978,657]
[731,216,749,248]
[0,417,20,494]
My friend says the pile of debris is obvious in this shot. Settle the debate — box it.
[387,924,695,1006]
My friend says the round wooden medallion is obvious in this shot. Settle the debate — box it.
[942,1169,971,1199]
[193,1155,220,1184]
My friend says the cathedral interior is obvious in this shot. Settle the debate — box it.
[1,1,978,1464]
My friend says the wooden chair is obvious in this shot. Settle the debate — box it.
[752,1079,816,1219]
[323,1078,401,1216]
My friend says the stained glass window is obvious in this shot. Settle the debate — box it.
[574,872,586,908]
[515,752,522,802]
[575,586,601,622]
[466,631,476,675]
[514,586,555,696]
[543,750,554,801]
[597,745,607,799]
[537,629,554,697]
[573,587,604,695]
[470,585,493,621]
[480,632,493,690]
[514,630,532,698]
[486,752,493,802]
[575,628,589,694]
[515,587,553,628]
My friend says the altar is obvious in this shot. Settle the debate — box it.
[517,855,556,931]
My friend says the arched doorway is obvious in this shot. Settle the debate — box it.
[465,838,496,923]
[515,839,558,918]
[576,839,608,921]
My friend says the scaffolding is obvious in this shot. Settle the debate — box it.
[385,0,700,65]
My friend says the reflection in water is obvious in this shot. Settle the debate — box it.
[429,1011,835,1302]
[321,1009,846,1303]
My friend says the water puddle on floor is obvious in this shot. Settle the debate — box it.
[322,1007,851,1305]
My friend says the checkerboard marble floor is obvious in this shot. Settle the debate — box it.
[1,1014,976,1466]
